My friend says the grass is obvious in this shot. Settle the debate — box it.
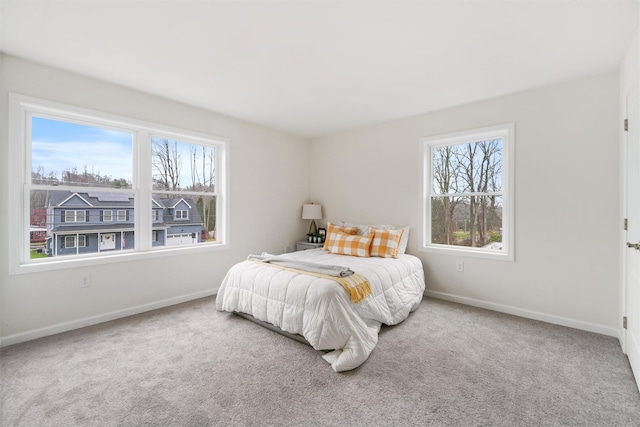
[30,251,48,259]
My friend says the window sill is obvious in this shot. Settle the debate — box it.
[10,242,230,275]
[419,244,514,261]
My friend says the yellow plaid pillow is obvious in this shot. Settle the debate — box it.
[329,230,375,257]
[370,228,404,258]
[323,223,359,250]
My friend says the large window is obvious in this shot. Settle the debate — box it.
[420,123,514,260]
[9,94,228,273]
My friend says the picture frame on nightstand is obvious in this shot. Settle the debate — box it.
[318,228,326,242]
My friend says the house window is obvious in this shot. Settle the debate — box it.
[63,235,86,248]
[102,210,113,222]
[420,123,514,261]
[152,230,158,242]
[63,210,87,222]
[9,94,229,274]
[175,210,188,220]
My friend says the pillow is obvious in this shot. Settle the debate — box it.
[337,222,395,236]
[329,230,375,257]
[396,226,410,254]
[323,223,359,250]
[370,228,404,258]
[336,221,410,254]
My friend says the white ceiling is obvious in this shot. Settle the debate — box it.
[1,1,638,139]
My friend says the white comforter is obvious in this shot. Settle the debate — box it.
[215,249,425,372]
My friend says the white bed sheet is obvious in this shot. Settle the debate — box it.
[215,249,425,372]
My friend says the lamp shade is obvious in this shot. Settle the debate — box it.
[302,204,322,220]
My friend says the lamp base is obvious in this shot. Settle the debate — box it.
[308,220,318,235]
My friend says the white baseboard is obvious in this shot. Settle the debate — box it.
[0,289,216,348]
[425,290,620,338]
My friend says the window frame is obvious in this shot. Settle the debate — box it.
[63,235,87,249]
[419,123,515,261]
[64,210,87,223]
[102,210,113,222]
[116,210,128,222]
[8,93,229,275]
[64,235,76,249]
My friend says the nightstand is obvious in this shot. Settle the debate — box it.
[296,241,324,251]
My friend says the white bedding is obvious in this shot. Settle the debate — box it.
[215,249,425,372]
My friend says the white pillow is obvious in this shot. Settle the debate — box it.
[396,226,410,254]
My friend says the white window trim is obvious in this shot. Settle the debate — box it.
[64,210,87,223]
[64,236,76,248]
[63,235,86,249]
[175,210,188,220]
[116,210,127,222]
[419,123,515,261]
[103,210,113,222]
[8,93,230,275]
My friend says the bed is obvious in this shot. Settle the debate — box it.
[215,224,425,372]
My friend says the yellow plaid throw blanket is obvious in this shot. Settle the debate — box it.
[250,261,372,303]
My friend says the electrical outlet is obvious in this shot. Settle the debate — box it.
[284,246,290,253]
[455,261,464,273]
[80,276,91,288]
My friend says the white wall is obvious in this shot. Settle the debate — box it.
[310,72,621,336]
[0,54,311,344]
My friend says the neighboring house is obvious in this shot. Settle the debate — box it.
[45,191,204,256]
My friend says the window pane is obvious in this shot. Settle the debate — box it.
[31,116,133,188]
[152,138,216,192]
[29,189,48,259]
[152,193,217,247]
[31,189,135,257]
[432,139,502,194]
[431,195,503,250]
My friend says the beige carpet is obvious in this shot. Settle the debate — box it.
[1,297,639,426]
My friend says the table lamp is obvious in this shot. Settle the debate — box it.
[302,204,322,235]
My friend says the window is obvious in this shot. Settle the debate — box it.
[64,210,87,223]
[102,210,113,222]
[63,235,86,248]
[151,136,218,247]
[9,94,228,274]
[420,123,514,260]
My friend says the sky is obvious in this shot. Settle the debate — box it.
[31,116,216,190]
[31,116,134,183]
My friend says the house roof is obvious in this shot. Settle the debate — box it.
[1,1,636,139]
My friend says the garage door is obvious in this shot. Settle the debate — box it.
[166,233,194,246]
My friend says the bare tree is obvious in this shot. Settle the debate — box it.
[432,145,463,244]
[460,139,502,246]
[152,138,182,190]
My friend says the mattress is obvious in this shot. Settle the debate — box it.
[215,248,425,372]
